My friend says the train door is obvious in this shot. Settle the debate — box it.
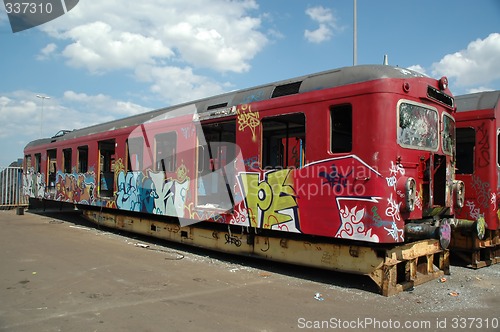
[46,149,57,195]
[197,120,236,210]
[98,139,115,198]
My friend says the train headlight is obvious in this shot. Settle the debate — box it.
[397,177,416,212]
[439,76,448,90]
[453,180,465,208]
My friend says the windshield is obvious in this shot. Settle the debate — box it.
[398,102,438,150]
[442,113,455,155]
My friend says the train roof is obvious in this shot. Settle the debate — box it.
[25,64,425,149]
[455,90,500,112]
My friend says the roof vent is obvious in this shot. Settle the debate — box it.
[207,102,228,111]
[271,81,302,98]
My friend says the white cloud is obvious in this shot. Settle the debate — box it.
[406,65,428,76]
[61,21,174,73]
[62,90,150,120]
[432,33,500,88]
[134,64,231,105]
[37,0,267,102]
[304,6,339,44]
[37,43,58,60]
[42,1,266,73]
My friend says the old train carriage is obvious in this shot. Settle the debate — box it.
[454,90,500,267]
[23,65,458,295]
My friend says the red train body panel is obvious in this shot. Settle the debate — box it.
[23,65,459,247]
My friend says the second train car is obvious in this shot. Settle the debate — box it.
[454,90,500,267]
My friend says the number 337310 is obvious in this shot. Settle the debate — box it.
[5,2,53,14]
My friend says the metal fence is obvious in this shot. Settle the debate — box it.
[0,166,28,208]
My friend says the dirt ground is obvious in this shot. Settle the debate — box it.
[0,209,498,332]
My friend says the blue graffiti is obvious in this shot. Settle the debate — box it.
[116,171,159,213]
[319,164,353,194]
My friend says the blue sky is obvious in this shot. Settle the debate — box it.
[1,0,499,166]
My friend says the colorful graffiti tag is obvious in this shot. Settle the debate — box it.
[238,169,299,230]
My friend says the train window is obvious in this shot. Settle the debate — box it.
[262,113,305,169]
[442,113,455,156]
[127,137,144,172]
[98,140,115,197]
[398,102,438,151]
[47,149,57,191]
[63,148,72,173]
[155,132,177,172]
[34,153,41,173]
[456,128,475,174]
[330,105,352,153]
[77,146,88,173]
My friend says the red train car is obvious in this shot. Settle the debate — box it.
[23,65,457,295]
[454,90,500,267]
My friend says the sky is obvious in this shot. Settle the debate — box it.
[0,0,499,166]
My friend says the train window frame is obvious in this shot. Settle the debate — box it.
[155,131,177,172]
[397,99,439,152]
[330,104,352,153]
[456,127,475,174]
[261,112,306,169]
[77,146,88,173]
[63,148,72,173]
[442,113,455,156]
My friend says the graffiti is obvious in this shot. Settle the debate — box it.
[477,122,490,167]
[113,163,190,216]
[414,189,423,210]
[385,193,401,222]
[319,164,353,194]
[241,90,266,104]
[148,166,190,217]
[386,161,405,189]
[243,156,259,169]
[238,169,298,230]
[491,193,497,211]
[229,204,249,225]
[383,193,404,241]
[368,206,383,227]
[116,172,142,211]
[236,104,260,142]
[471,175,491,209]
[336,205,379,242]
[53,171,96,204]
[386,177,397,188]
[23,167,45,199]
[224,233,242,247]
[389,161,405,177]
[384,221,404,241]
[466,201,483,221]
